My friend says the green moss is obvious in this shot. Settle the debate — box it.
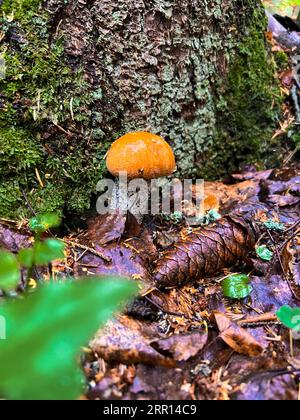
[286,126,300,149]
[274,50,290,73]
[0,180,23,218]
[0,128,42,175]
[206,14,282,178]
[2,0,42,18]
[0,0,108,218]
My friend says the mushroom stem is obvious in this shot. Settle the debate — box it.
[110,177,148,224]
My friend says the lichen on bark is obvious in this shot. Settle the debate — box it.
[0,0,281,218]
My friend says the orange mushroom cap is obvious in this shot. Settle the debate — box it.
[106,132,176,180]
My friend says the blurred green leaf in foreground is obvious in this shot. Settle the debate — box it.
[0,278,137,400]
[0,251,20,292]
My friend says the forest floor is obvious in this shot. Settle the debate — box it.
[1,160,299,400]
[83,164,300,400]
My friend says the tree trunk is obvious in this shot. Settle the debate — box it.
[0,0,281,218]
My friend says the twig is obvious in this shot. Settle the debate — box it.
[285,219,300,234]
[238,312,278,325]
[0,217,18,226]
[240,368,300,385]
[283,144,300,166]
[63,239,112,263]
[52,123,72,136]
[75,249,88,263]
[21,190,37,216]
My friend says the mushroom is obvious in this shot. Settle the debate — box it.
[105,131,176,220]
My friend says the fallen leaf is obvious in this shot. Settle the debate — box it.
[232,169,273,182]
[226,354,298,400]
[74,226,157,288]
[279,69,294,87]
[0,223,31,252]
[151,330,208,361]
[266,195,300,207]
[87,210,127,246]
[90,316,176,368]
[214,312,264,357]
[282,237,300,286]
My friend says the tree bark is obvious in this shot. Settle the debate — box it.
[0,0,281,217]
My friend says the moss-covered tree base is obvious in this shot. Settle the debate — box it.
[0,0,282,218]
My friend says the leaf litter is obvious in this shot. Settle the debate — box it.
[1,167,300,399]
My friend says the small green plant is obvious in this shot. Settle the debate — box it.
[263,219,285,232]
[222,274,253,300]
[201,209,222,225]
[256,245,274,261]
[277,305,300,357]
[0,213,138,400]
[276,305,300,332]
[0,213,65,292]
[163,211,184,224]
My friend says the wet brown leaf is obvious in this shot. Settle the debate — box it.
[74,226,157,287]
[232,169,273,182]
[279,69,294,87]
[214,312,264,357]
[232,373,298,400]
[90,316,176,368]
[198,180,259,214]
[87,211,127,245]
[0,223,31,252]
[151,330,208,362]
[225,354,298,400]
[266,194,300,207]
[129,364,193,399]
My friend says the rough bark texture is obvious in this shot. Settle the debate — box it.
[0,0,281,217]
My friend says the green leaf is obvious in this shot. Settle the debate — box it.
[256,245,274,261]
[222,274,253,300]
[276,305,300,330]
[0,251,20,292]
[0,277,138,400]
[29,213,61,234]
[34,239,65,265]
[18,248,34,268]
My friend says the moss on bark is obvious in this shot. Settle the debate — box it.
[0,0,282,218]
[206,11,282,178]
